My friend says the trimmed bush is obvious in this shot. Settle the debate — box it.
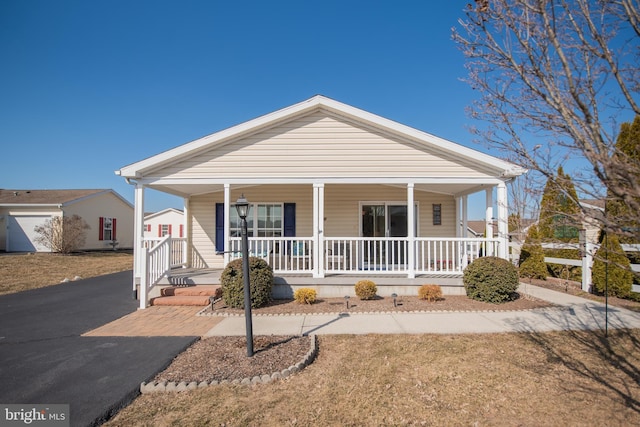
[418,284,443,302]
[463,256,519,303]
[518,224,547,280]
[294,288,317,305]
[592,234,633,298]
[519,243,547,280]
[354,280,377,300]
[220,257,274,308]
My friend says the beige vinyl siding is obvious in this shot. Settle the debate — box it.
[324,185,456,238]
[190,186,313,268]
[67,193,134,249]
[189,184,457,267]
[190,195,217,268]
[151,112,492,180]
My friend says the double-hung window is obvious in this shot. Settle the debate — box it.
[99,217,116,241]
[230,203,283,237]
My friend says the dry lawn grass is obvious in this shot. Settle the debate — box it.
[106,329,640,426]
[0,251,133,295]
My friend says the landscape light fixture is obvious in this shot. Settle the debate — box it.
[391,293,398,308]
[344,295,350,310]
[236,194,254,357]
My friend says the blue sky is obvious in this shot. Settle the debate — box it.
[1,1,495,218]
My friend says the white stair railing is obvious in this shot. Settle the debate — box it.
[139,235,172,309]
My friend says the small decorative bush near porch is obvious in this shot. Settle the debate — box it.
[220,257,274,308]
[463,256,519,303]
[418,284,443,302]
[294,288,317,305]
[354,280,377,300]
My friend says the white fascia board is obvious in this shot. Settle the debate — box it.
[0,203,61,208]
[62,189,134,209]
[144,207,184,219]
[116,95,526,179]
[317,97,527,177]
[139,176,506,186]
[117,96,327,178]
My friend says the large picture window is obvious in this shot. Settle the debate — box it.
[230,203,283,237]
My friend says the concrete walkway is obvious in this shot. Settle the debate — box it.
[204,284,640,337]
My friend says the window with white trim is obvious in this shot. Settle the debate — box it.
[230,203,283,237]
[99,217,116,241]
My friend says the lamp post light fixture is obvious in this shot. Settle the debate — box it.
[236,194,254,357]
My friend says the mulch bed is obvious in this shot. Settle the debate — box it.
[202,293,554,316]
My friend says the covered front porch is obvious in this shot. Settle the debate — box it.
[117,96,525,309]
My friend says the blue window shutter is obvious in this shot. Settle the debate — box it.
[215,203,224,252]
[284,203,296,237]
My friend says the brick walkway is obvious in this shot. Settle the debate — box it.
[83,306,223,337]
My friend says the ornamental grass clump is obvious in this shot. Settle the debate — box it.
[354,280,377,300]
[463,256,519,303]
[220,257,273,308]
[418,284,443,302]
[294,287,317,305]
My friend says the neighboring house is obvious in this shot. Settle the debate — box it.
[0,189,134,252]
[116,95,526,305]
[144,208,185,239]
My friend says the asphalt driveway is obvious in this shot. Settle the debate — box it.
[0,271,198,427]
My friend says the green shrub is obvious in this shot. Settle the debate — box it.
[463,256,520,303]
[220,257,274,308]
[354,280,377,300]
[519,242,547,280]
[418,284,443,302]
[592,234,633,298]
[294,287,317,305]
[518,224,547,280]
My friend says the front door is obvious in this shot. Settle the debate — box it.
[361,204,408,267]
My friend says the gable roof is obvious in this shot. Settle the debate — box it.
[144,207,184,220]
[0,189,132,208]
[117,95,526,180]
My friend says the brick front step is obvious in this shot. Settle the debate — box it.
[151,295,213,306]
[151,285,221,306]
[161,285,221,297]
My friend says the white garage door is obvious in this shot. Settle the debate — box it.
[7,215,52,252]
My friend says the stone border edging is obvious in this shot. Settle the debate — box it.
[196,306,559,317]
[140,334,318,394]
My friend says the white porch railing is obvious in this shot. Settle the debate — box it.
[228,237,314,272]
[143,237,187,268]
[226,236,501,275]
[139,237,187,309]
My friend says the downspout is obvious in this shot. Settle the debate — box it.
[125,177,143,300]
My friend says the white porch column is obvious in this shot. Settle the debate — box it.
[183,197,190,267]
[462,195,468,238]
[485,188,494,256]
[496,181,509,260]
[313,183,325,278]
[455,196,462,238]
[223,184,231,266]
[133,183,145,298]
[407,183,415,278]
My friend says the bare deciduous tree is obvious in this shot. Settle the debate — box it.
[453,0,640,241]
[34,214,90,254]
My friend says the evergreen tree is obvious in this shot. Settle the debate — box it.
[605,116,640,246]
[538,166,582,280]
[519,224,547,280]
[592,233,633,298]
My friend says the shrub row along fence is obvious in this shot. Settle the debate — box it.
[510,240,640,294]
